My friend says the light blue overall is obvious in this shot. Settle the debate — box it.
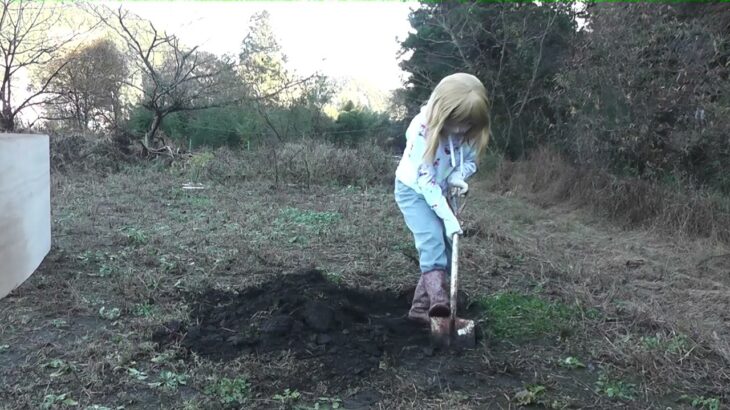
[394,179,453,273]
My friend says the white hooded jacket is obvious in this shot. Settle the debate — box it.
[395,107,478,224]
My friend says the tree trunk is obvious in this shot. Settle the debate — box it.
[0,109,14,131]
[1,79,14,131]
[144,112,163,150]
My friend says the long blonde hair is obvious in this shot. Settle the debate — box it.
[423,73,491,163]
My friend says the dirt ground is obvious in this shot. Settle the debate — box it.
[1,162,728,409]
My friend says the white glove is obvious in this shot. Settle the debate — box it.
[448,174,468,196]
[444,216,463,238]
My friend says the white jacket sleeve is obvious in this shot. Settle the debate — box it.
[416,162,459,224]
[457,144,478,181]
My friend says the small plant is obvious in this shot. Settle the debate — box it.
[666,334,691,354]
[188,151,215,182]
[126,367,148,381]
[311,397,342,409]
[43,358,74,378]
[514,385,547,406]
[50,319,68,328]
[596,373,636,401]
[98,306,121,321]
[44,358,66,369]
[133,303,155,318]
[121,227,148,246]
[98,262,118,277]
[273,388,301,406]
[41,393,77,409]
[206,376,250,406]
[640,335,662,350]
[150,351,176,365]
[680,395,720,410]
[640,333,690,355]
[558,356,586,369]
[76,250,103,264]
[158,255,180,274]
[148,370,187,390]
[325,271,344,284]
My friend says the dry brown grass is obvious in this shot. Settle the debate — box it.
[493,147,730,244]
[3,147,729,408]
[195,140,396,188]
[466,176,730,401]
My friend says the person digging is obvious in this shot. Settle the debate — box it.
[393,73,491,325]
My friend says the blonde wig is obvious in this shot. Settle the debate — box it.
[423,73,491,163]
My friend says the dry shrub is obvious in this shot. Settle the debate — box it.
[269,139,395,187]
[188,140,396,187]
[50,132,134,175]
[192,148,257,182]
[495,147,730,243]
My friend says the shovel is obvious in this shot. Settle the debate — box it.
[430,192,476,348]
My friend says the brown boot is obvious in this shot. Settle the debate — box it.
[407,276,430,324]
[422,269,450,317]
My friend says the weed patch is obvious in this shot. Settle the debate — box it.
[477,292,581,340]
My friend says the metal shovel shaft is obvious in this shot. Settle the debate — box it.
[430,193,476,348]
[450,233,459,324]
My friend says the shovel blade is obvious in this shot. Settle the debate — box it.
[430,317,476,349]
[430,317,451,346]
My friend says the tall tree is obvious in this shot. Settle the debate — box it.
[87,5,242,153]
[0,0,82,130]
[238,11,319,140]
[39,38,128,131]
[398,2,578,158]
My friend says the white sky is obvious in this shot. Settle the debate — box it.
[120,1,419,92]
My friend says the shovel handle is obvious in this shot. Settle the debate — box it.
[450,233,459,322]
[448,190,467,216]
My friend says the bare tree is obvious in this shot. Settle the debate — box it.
[0,0,82,131]
[85,5,319,154]
[86,5,245,154]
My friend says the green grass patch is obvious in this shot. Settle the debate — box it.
[41,393,78,409]
[513,384,547,406]
[477,292,579,340]
[596,372,637,401]
[149,370,188,390]
[277,208,340,227]
[273,208,341,243]
[640,333,691,355]
[273,388,301,406]
[133,303,157,318]
[121,227,149,246]
[205,376,250,406]
[680,395,720,410]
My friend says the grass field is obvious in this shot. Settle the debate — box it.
[1,149,728,409]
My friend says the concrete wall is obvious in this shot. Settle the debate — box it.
[0,133,51,299]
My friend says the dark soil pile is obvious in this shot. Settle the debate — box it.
[154,270,444,380]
